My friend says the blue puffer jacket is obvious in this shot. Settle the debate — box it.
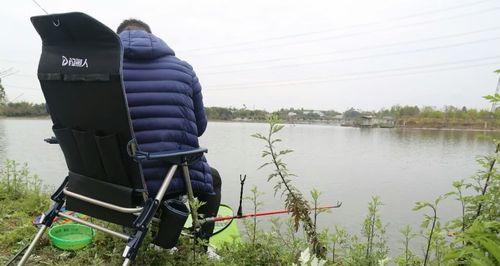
[119,30,213,196]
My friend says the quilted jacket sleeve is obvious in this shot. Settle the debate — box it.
[192,74,208,136]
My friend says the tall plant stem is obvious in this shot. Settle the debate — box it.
[332,242,336,263]
[404,236,410,265]
[423,205,437,266]
[252,199,257,246]
[365,205,376,265]
[474,142,500,219]
[265,123,322,257]
[267,128,296,201]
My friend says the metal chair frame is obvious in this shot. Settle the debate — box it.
[18,148,206,266]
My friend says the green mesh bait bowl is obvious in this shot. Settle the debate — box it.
[48,224,95,250]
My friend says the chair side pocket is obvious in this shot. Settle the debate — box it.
[72,129,107,179]
[95,133,130,186]
[52,125,84,173]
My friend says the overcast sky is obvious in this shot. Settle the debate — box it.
[0,0,499,111]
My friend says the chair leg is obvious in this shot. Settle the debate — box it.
[122,258,132,266]
[121,165,178,264]
[121,229,147,265]
[17,225,47,266]
[17,179,66,266]
[181,163,200,231]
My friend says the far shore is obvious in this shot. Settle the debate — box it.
[395,126,500,132]
[0,115,50,120]
[2,116,500,132]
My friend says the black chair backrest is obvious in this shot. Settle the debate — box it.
[31,12,147,225]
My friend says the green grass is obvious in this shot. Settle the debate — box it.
[0,160,303,265]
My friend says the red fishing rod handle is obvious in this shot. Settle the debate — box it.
[204,204,341,223]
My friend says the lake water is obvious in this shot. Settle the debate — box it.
[0,118,497,253]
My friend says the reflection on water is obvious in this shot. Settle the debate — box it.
[394,128,495,145]
[0,118,497,253]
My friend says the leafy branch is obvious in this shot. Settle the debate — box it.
[362,196,388,266]
[473,142,500,221]
[413,196,442,266]
[252,115,324,258]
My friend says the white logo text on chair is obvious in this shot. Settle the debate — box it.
[61,56,88,68]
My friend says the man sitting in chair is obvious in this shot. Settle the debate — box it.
[117,19,222,243]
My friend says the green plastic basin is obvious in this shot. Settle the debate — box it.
[48,224,95,250]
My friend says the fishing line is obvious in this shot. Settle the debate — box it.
[30,0,59,26]
[206,56,500,90]
[6,60,499,93]
[179,0,497,53]
[31,0,49,15]
[200,27,500,69]
[202,36,500,75]
[182,7,500,56]
[206,62,500,91]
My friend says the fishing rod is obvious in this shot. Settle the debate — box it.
[203,202,342,223]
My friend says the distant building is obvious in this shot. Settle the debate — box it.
[379,116,395,128]
[313,110,324,117]
[360,115,374,128]
[333,114,343,122]
[303,110,325,117]
[343,108,362,119]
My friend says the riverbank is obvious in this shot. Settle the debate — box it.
[396,117,500,131]
[205,118,500,132]
[3,102,500,131]
[395,126,500,132]
[0,115,49,119]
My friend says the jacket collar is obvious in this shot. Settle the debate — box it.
[119,30,175,59]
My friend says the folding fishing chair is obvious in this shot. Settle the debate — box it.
[18,12,205,266]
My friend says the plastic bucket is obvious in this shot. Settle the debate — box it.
[48,224,95,250]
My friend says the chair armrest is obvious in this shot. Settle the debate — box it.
[134,147,208,164]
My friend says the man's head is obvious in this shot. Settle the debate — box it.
[117,19,152,34]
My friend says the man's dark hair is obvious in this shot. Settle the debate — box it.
[117,19,152,34]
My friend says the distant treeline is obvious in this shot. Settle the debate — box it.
[206,107,340,122]
[376,105,500,129]
[207,105,500,129]
[1,100,500,129]
[0,102,48,117]
[208,105,500,121]
[376,105,499,120]
[0,82,48,117]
